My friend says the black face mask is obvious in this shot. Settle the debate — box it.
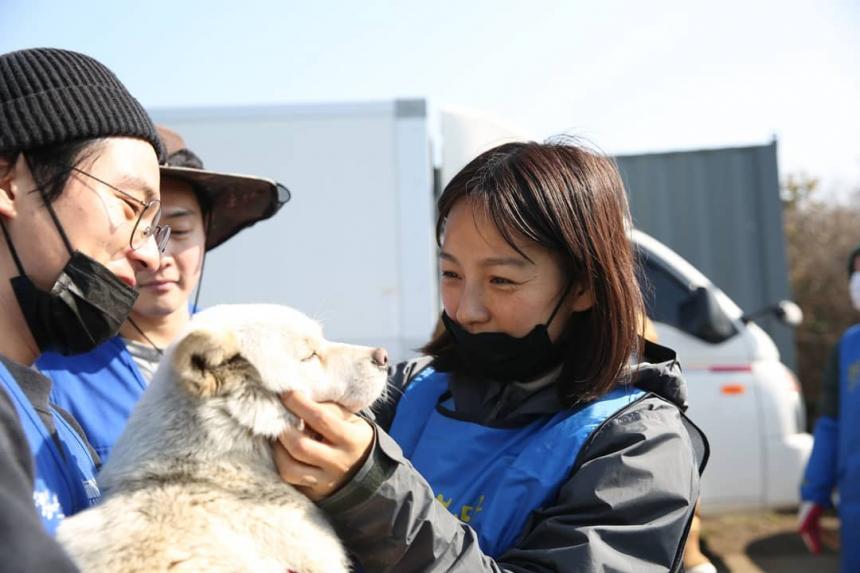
[441,283,575,383]
[0,177,139,356]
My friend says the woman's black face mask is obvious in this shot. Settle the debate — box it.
[441,282,576,383]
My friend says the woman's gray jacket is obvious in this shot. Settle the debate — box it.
[319,342,709,572]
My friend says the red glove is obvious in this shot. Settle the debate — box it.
[797,501,824,554]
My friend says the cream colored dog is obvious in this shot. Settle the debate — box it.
[57,304,389,573]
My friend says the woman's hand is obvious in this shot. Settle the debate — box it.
[273,390,375,501]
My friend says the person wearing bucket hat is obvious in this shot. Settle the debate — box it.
[798,245,860,572]
[0,47,167,569]
[38,125,289,463]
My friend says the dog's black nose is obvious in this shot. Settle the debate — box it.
[371,347,389,367]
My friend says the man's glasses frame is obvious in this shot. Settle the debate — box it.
[69,167,171,253]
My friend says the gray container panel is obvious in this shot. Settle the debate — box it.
[616,143,796,368]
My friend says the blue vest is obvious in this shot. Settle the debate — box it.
[389,368,646,557]
[0,363,100,535]
[38,336,146,462]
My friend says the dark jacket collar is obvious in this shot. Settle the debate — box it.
[445,339,686,427]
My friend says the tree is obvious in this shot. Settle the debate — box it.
[783,173,860,422]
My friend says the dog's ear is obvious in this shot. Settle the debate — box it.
[171,329,240,398]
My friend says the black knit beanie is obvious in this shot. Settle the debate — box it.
[0,48,164,161]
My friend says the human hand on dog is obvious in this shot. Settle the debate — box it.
[274,391,375,501]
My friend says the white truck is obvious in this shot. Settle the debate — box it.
[634,231,811,513]
[151,99,811,514]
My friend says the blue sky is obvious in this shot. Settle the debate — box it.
[3,0,859,196]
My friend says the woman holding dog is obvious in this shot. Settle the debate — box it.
[0,48,168,569]
[276,141,709,571]
[38,125,288,462]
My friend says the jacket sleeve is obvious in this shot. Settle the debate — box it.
[0,387,80,572]
[320,396,700,572]
[800,416,838,507]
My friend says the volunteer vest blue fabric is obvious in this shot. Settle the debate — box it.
[0,363,99,535]
[836,326,860,509]
[836,326,860,572]
[38,336,146,462]
[389,368,646,558]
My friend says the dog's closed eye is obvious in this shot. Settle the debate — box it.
[301,351,319,362]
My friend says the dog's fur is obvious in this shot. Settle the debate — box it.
[56,304,389,573]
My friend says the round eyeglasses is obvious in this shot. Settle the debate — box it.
[70,167,172,252]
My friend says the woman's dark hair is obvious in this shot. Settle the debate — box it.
[0,139,105,203]
[423,140,645,405]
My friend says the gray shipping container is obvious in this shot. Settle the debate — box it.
[615,141,796,368]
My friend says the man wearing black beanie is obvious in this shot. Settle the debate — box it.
[0,47,166,571]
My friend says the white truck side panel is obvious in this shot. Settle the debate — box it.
[439,107,523,188]
[394,106,438,353]
[151,102,438,361]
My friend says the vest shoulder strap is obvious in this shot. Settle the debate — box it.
[376,357,435,431]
